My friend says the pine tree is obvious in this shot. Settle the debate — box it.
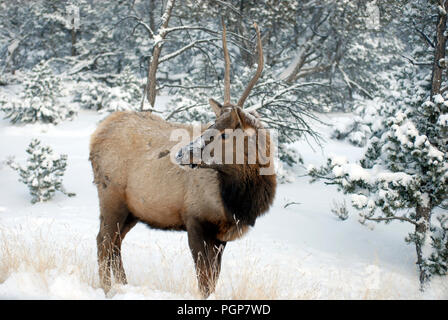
[0,62,77,124]
[75,81,111,111]
[113,66,142,103]
[75,66,141,112]
[7,139,75,204]
[309,1,448,287]
[102,66,142,113]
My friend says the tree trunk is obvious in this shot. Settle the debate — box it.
[415,204,431,287]
[71,19,77,56]
[70,4,79,57]
[144,0,176,111]
[284,41,312,83]
[236,1,254,68]
[414,1,448,288]
[431,0,448,98]
[141,56,151,110]
[237,22,254,68]
[149,0,155,33]
[147,46,161,108]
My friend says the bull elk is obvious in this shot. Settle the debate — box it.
[89,21,276,298]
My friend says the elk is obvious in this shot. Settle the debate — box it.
[89,22,276,298]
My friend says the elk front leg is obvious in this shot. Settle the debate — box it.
[186,219,226,298]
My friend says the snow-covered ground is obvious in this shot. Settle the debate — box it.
[0,97,447,299]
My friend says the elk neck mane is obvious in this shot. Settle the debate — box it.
[217,164,276,227]
[216,114,276,227]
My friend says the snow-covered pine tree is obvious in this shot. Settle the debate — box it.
[75,81,111,111]
[102,66,142,113]
[75,66,141,112]
[7,139,75,204]
[0,62,77,124]
[309,1,448,287]
[113,66,142,102]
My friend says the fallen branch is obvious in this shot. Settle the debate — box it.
[284,202,301,208]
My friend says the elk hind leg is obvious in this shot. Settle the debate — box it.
[111,214,138,285]
[96,194,132,291]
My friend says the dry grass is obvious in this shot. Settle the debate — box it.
[0,225,299,299]
[0,225,98,291]
[217,262,284,300]
[0,223,444,299]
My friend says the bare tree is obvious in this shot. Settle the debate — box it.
[124,0,226,111]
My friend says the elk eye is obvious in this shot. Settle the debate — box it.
[221,133,229,139]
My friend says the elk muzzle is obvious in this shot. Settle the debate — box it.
[175,136,205,168]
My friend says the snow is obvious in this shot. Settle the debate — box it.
[153,35,162,46]
[434,94,444,104]
[438,114,448,126]
[414,135,427,148]
[0,102,447,299]
[347,164,371,181]
[7,39,20,55]
[351,194,368,208]
[332,166,345,177]
[330,155,348,166]
[377,171,413,185]
[428,145,444,161]
[420,193,430,208]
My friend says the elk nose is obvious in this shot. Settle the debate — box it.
[175,149,183,161]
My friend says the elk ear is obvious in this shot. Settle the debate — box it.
[234,108,256,135]
[209,98,223,117]
[232,107,247,129]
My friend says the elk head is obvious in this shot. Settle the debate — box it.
[175,21,273,175]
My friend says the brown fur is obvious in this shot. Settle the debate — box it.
[90,22,275,298]
[90,109,276,297]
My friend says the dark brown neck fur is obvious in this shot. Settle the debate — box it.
[217,165,276,226]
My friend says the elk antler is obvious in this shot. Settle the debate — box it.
[221,18,231,105]
[237,23,263,108]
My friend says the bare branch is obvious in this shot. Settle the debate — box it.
[157,84,215,91]
[159,38,219,63]
[400,54,433,66]
[116,15,155,38]
[337,65,373,99]
[295,64,332,78]
[413,21,435,48]
[363,215,418,225]
[280,33,316,83]
[440,85,448,93]
[162,26,250,41]
[165,103,208,121]
[67,52,118,75]
[247,81,330,112]
[211,0,242,16]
